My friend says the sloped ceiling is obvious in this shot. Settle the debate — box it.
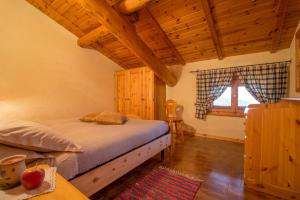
[27,0,300,69]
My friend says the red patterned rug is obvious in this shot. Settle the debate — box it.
[114,166,202,200]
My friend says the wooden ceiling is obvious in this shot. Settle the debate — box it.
[27,0,300,84]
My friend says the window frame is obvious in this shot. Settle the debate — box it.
[210,77,246,117]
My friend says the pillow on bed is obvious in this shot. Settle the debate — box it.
[0,144,50,163]
[0,120,82,152]
[80,112,101,122]
[94,112,127,125]
[126,114,141,119]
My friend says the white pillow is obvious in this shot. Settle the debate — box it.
[0,144,48,162]
[0,120,82,152]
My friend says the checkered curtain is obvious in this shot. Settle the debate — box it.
[236,62,289,103]
[195,68,235,119]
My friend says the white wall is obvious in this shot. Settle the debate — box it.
[289,21,300,97]
[167,50,291,140]
[0,0,121,121]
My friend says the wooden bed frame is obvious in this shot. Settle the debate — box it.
[70,133,171,197]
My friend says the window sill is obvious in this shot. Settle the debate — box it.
[209,111,245,118]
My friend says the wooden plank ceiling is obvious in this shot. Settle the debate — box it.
[27,0,300,68]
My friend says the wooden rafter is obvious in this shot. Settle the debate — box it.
[200,0,223,60]
[92,43,130,68]
[78,0,177,86]
[119,0,152,14]
[270,0,289,53]
[77,26,110,48]
[26,0,84,36]
[106,0,122,6]
[140,8,185,65]
[27,0,300,68]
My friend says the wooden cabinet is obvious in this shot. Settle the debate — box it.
[244,99,300,199]
[296,29,300,92]
[114,67,166,120]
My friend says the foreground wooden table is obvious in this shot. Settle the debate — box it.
[30,165,89,200]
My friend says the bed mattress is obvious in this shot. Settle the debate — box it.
[42,118,169,180]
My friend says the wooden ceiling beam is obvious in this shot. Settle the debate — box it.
[91,43,129,68]
[200,0,223,60]
[297,29,300,39]
[26,0,84,36]
[78,0,177,86]
[119,0,152,14]
[140,8,185,65]
[106,0,122,6]
[270,0,289,53]
[77,26,110,48]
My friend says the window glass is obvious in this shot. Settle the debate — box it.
[213,87,231,107]
[238,86,259,107]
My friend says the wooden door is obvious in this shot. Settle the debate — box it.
[128,68,143,118]
[141,67,154,119]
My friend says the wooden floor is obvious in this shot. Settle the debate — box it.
[90,136,281,200]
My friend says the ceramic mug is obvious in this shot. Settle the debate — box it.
[0,155,26,189]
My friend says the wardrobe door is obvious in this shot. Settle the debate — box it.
[128,68,143,118]
[141,67,154,119]
[154,76,166,120]
[115,71,127,114]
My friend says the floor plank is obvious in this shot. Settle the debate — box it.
[90,136,281,200]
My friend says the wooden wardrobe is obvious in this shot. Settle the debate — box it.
[114,67,166,120]
[244,99,300,199]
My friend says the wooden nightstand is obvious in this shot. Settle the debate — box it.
[30,165,89,200]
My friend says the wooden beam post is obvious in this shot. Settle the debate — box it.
[77,26,110,48]
[119,0,152,14]
[270,0,289,53]
[297,29,300,39]
[200,0,223,60]
[78,0,177,86]
[140,8,185,66]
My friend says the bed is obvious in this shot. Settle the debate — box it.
[38,118,171,196]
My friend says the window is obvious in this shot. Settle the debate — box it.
[211,77,259,117]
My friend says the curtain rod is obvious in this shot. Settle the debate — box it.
[189,60,291,74]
